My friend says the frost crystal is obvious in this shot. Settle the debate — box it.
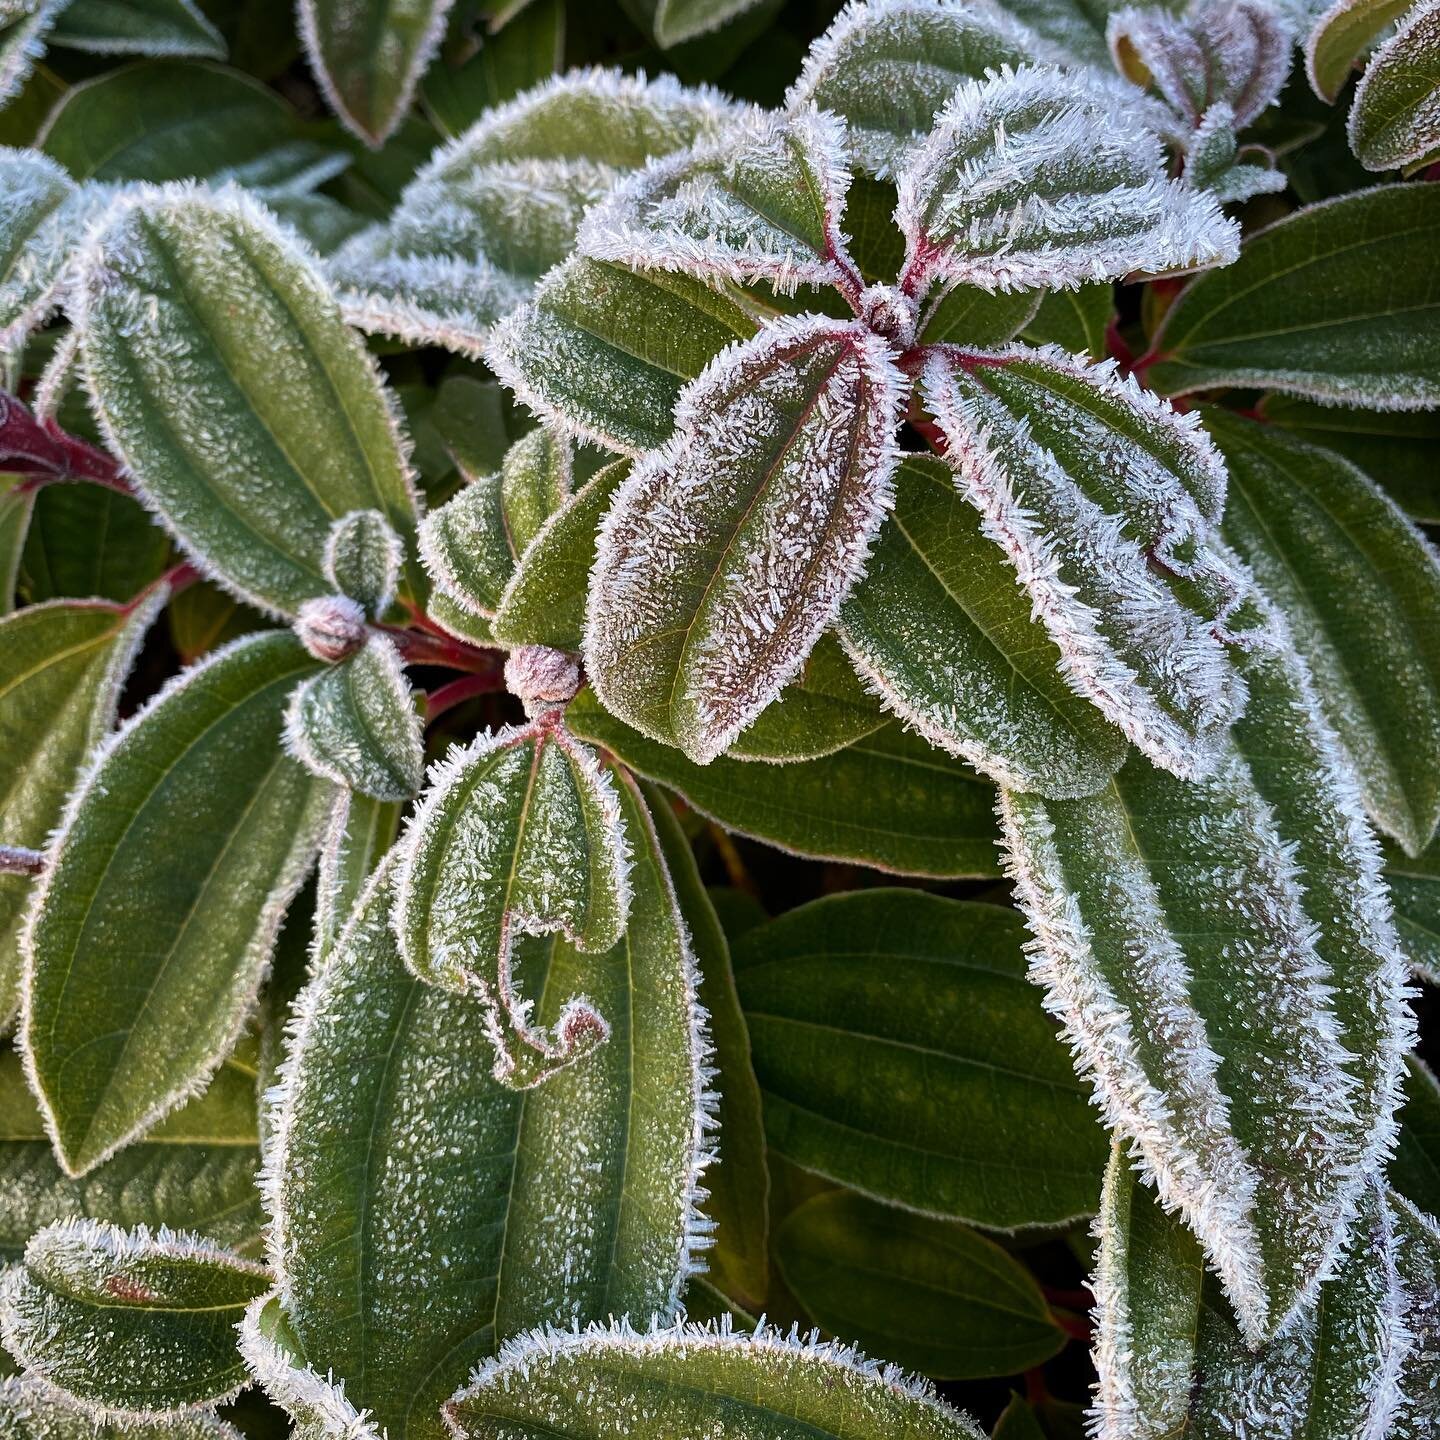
[585,314,906,764]
[894,65,1239,295]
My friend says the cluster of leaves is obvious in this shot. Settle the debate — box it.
[0,0,1438,1436]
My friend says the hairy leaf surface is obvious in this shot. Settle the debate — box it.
[78,186,420,617]
[312,787,400,959]
[894,66,1236,296]
[0,1220,268,1416]
[1348,0,1440,171]
[921,345,1247,780]
[568,693,1000,877]
[1306,0,1413,100]
[838,455,1129,797]
[1210,409,1440,856]
[586,315,904,765]
[47,0,225,58]
[776,1191,1065,1379]
[0,149,90,352]
[22,632,331,1177]
[0,595,161,1025]
[1148,183,1440,408]
[733,890,1105,1228]
[443,1319,987,1440]
[0,1375,244,1440]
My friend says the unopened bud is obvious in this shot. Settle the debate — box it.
[295,595,368,663]
[504,644,580,716]
[858,283,917,350]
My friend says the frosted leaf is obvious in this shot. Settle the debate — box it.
[486,257,757,457]
[323,509,402,616]
[283,636,424,802]
[326,69,740,354]
[1348,0,1440,172]
[585,314,906,765]
[1305,0,1412,102]
[1392,1195,1440,1436]
[785,0,1052,177]
[418,477,514,622]
[894,66,1238,297]
[0,0,61,108]
[579,107,862,299]
[498,423,571,557]
[312,787,400,961]
[392,721,633,1088]
[293,595,368,663]
[999,599,1413,1342]
[1108,0,1295,129]
[920,343,1247,780]
[1185,102,1290,200]
[0,1220,269,1419]
[0,1374,246,1440]
[444,1318,987,1440]
[75,183,421,619]
[1091,1149,1410,1439]
[835,455,1130,797]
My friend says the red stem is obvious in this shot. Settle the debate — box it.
[425,670,506,722]
[383,622,502,674]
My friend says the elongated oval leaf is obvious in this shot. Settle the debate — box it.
[0,1375,245,1440]
[77,185,420,618]
[444,1319,987,1440]
[0,1041,262,1263]
[0,149,91,352]
[323,509,401,614]
[579,107,858,296]
[568,693,999,877]
[1091,1147,1410,1440]
[22,631,332,1177]
[312,787,400,959]
[838,455,1129,797]
[733,890,1105,1229]
[1306,0,1413,101]
[0,595,161,1025]
[784,0,1044,175]
[487,256,757,456]
[921,345,1247,780]
[1148,183,1440,408]
[894,66,1235,296]
[393,720,631,1087]
[283,636,423,801]
[0,1220,269,1417]
[1209,408,1440,855]
[776,1191,1064,1379]
[586,315,904,764]
[328,69,739,351]
[1000,612,1411,1341]
[1348,0,1440,171]
[265,789,712,1437]
[299,0,454,147]
[47,0,225,59]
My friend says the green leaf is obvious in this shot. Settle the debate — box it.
[837,455,1130,798]
[0,1375,246,1440]
[918,284,1039,348]
[0,5,63,113]
[0,148,85,351]
[77,186,420,618]
[1210,408,1440,855]
[1391,1193,1440,1434]
[1385,832,1440,981]
[488,256,757,456]
[420,0,563,137]
[1148,183,1440,409]
[445,1318,987,1440]
[0,477,32,611]
[1348,0,1440,171]
[0,1038,262,1263]
[644,784,768,1312]
[48,0,225,59]
[298,0,454,146]
[0,1220,269,1416]
[282,636,423,801]
[1258,393,1440,523]
[312,786,400,958]
[1305,0,1413,101]
[19,486,170,606]
[329,69,738,352]
[732,890,1105,1229]
[1000,616,1412,1342]
[167,581,259,664]
[22,632,332,1177]
[263,785,712,1436]
[568,692,1000,878]
[392,720,631,1087]
[776,1191,1065,1380]
[493,457,627,650]
[1394,1054,1440,1219]
[1091,1149,1413,1438]
[921,345,1247,781]
[0,595,162,1026]
[585,317,904,764]
[1019,284,1113,359]
[323,508,401,614]
[786,0,1041,175]
[38,61,348,191]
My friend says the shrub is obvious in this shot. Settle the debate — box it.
[0,0,1438,1435]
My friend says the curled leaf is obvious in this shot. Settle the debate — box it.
[1347,0,1440,172]
[323,509,401,616]
[586,314,905,764]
